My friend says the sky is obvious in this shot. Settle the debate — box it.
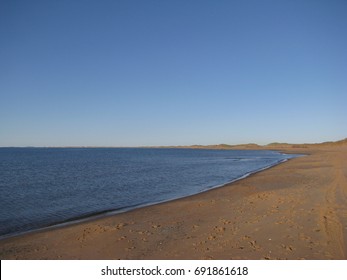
[1,0,346,147]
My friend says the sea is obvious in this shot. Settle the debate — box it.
[0,148,298,238]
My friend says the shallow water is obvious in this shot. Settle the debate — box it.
[0,148,298,237]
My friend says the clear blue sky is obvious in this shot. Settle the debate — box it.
[1,0,346,146]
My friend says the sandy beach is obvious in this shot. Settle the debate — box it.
[1,142,347,260]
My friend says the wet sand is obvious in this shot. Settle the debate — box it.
[1,144,347,259]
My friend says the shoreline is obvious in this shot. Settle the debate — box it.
[0,152,296,241]
[1,144,346,259]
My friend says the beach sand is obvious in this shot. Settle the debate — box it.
[1,143,347,259]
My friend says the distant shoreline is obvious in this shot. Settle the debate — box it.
[1,138,346,149]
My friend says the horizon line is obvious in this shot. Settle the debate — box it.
[1,138,346,149]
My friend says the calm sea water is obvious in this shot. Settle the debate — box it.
[0,148,297,238]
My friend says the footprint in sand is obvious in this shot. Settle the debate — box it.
[281,244,294,251]
[208,235,217,240]
[115,223,128,230]
[151,224,161,229]
[249,240,261,250]
[242,235,251,240]
[214,226,226,233]
[137,230,147,235]
[219,218,232,225]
